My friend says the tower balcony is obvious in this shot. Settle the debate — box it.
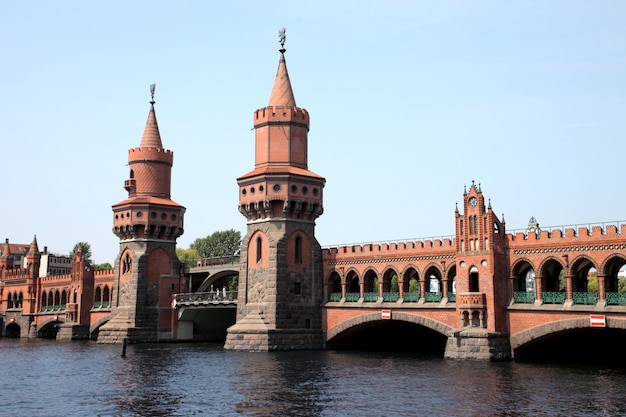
[124,179,136,193]
[456,292,486,308]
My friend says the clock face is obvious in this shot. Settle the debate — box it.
[469,197,477,207]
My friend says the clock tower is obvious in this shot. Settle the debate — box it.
[224,31,326,351]
[445,181,511,359]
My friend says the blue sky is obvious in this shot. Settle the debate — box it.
[2,1,625,264]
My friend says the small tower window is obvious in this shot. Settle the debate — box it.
[129,170,135,179]
[256,236,263,264]
[295,235,303,264]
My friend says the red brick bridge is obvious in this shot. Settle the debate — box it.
[321,186,626,359]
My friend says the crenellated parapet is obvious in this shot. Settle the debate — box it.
[2,267,31,281]
[128,147,174,163]
[508,222,626,247]
[254,105,309,128]
[323,238,456,267]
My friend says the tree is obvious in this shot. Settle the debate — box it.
[95,262,112,271]
[70,241,92,264]
[176,247,200,267]
[189,229,242,258]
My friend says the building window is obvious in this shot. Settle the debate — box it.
[294,282,302,295]
[122,253,132,274]
[256,236,262,264]
[295,235,303,264]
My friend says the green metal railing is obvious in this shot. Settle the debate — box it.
[424,292,443,303]
[606,292,626,306]
[513,291,535,304]
[382,292,399,302]
[541,292,566,304]
[363,292,378,302]
[403,292,420,302]
[345,292,360,302]
[448,293,456,303]
[329,292,342,302]
[572,292,598,305]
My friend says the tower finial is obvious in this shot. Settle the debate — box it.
[150,83,156,103]
[278,27,286,53]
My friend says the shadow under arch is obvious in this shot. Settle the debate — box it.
[326,311,454,342]
[90,315,112,340]
[511,317,626,352]
[38,317,66,338]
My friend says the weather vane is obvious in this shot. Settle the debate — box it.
[278,27,286,50]
[150,83,156,101]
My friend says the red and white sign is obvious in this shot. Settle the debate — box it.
[590,315,606,327]
[381,309,391,320]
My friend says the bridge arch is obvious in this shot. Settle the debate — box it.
[326,311,455,342]
[400,266,420,296]
[362,268,379,294]
[423,263,443,294]
[90,315,112,340]
[601,253,626,292]
[511,317,626,351]
[38,317,65,338]
[380,266,399,294]
[569,255,598,293]
[537,256,566,292]
[511,258,536,292]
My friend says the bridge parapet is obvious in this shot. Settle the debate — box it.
[323,236,455,259]
[508,221,626,244]
[173,291,238,308]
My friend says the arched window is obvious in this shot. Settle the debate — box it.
[61,290,67,307]
[41,291,48,309]
[256,236,262,264]
[295,235,303,264]
[94,286,102,308]
[7,293,12,309]
[54,290,60,307]
[122,252,132,274]
[13,292,18,308]
[102,286,110,307]
[469,266,480,292]
[48,292,54,309]
[130,169,135,179]
[18,292,23,308]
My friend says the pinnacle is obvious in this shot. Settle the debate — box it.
[139,102,163,148]
[268,52,296,108]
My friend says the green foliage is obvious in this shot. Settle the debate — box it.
[408,278,419,293]
[95,262,112,271]
[189,229,242,258]
[619,276,626,293]
[588,272,598,292]
[391,274,399,292]
[70,241,92,263]
[228,276,238,292]
[176,247,200,267]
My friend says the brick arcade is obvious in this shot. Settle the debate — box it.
[2,35,626,360]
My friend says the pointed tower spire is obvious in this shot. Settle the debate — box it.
[139,84,163,148]
[29,235,39,254]
[2,239,10,257]
[268,29,296,107]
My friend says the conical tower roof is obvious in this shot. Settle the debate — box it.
[268,49,296,107]
[1,240,10,257]
[139,100,163,148]
[29,235,39,254]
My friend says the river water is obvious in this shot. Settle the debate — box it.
[3,339,626,417]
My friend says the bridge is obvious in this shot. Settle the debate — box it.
[175,219,626,359]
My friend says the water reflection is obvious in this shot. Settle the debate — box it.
[2,340,626,416]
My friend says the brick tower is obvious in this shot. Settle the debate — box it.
[225,32,326,351]
[98,86,185,343]
[444,181,511,359]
